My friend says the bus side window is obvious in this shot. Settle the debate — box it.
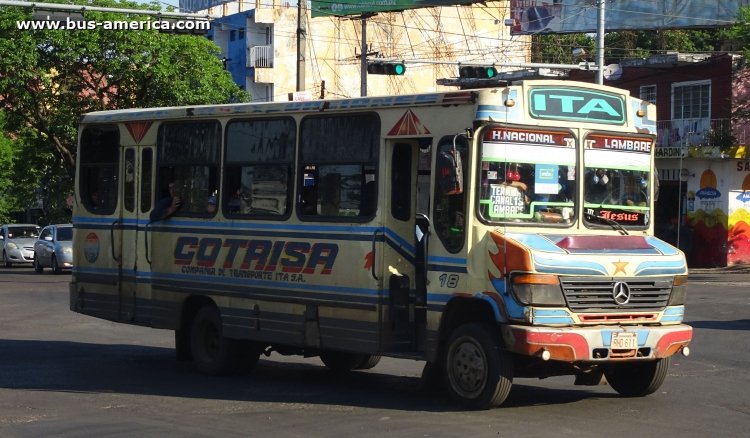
[298,113,379,221]
[156,121,220,217]
[224,118,295,218]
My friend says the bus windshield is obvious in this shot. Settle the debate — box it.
[583,132,654,228]
[478,126,576,225]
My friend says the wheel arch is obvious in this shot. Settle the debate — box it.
[430,296,502,362]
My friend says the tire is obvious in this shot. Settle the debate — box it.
[3,251,11,268]
[52,255,62,274]
[320,351,374,372]
[604,357,671,397]
[444,323,513,410]
[355,354,381,370]
[190,306,246,376]
[34,255,43,273]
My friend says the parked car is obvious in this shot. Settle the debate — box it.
[0,224,41,268]
[33,224,73,274]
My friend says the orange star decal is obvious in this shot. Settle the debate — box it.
[612,260,628,275]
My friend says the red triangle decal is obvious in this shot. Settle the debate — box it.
[388,110,431,136]
[125,121,152,144]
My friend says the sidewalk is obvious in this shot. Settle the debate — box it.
[688,264,750,283]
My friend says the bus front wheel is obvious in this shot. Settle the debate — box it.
[444,323,513,410]
[190,305,260,375]
[604,357,671,397]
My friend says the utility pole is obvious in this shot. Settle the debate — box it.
[596,0,606,84]
[360,16,367,97]
[296,0,306,92]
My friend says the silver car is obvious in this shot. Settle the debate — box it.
[0,224,41,267]
[33,224,74,274]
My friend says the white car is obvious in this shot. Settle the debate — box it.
[0,224,41,268]
[33,224,74,274]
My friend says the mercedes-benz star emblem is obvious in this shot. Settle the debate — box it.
[612,282,631,305]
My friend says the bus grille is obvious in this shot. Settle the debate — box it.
[559,277,672,313]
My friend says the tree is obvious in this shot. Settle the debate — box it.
[0,114,17,223]
[0,0,247,222]
[727,7,750,126]
[532,29,728,65]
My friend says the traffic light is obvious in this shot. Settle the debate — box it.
[367,61,406,75]
[458,65,497,79]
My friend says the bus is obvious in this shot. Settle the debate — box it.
[71,80,691,409]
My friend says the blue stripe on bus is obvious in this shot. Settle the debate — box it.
[634,260,687,276]
[533,254,609,276]
[645,236,681,256]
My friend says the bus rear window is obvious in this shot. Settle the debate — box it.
[79,125,119,215]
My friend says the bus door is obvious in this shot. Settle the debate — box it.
[382,141,422,352]
[116,146,142,321]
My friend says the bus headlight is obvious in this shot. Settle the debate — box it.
[668,275,688,305]
[511,274,565,306]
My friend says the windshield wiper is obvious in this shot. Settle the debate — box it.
[584,212,629,235]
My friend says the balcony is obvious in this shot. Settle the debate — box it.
[248,45,273,68]
[655,118,749,158]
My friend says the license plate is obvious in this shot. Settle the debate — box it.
[611,332,637,350]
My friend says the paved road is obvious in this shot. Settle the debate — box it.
[0,267,748,437]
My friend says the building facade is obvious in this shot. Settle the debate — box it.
[205,1,530,101]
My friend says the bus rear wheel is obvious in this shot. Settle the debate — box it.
[604,357,671,397]
[444,323,513,410]
[190,306,260,375]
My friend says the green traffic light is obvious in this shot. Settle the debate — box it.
[394,63,406,75]
[485,67,497,78]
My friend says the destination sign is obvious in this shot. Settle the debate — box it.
[584,133,653,154]
[483,127,573,147]
[529,87,626,124]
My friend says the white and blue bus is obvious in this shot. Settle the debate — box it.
[71,80,691,409]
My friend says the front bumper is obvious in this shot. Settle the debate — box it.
[501,324,692,362]
[6,247,34,264]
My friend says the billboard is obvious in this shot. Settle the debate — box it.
[179,0,233,13]
[311,0,474,18]
[509,0,747,35]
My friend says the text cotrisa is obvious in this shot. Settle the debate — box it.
[173,237,338,275]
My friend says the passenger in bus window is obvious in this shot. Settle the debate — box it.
[150,180,182,221]
[207,195,217,214]
[228,188,242,214]
[89,191,101,212]
[319,173,341,216]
